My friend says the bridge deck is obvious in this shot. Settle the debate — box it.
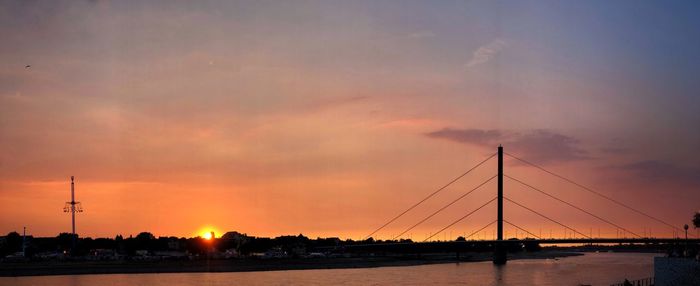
[336,238,700,252]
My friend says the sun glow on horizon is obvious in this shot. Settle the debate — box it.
[197,226,219,240]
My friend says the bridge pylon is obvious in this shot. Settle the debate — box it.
[493,145,507,264]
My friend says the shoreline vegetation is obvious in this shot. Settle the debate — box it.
[0,251,582,277]
[1,229,676,278]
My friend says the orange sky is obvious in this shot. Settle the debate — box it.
[1,1,699,240]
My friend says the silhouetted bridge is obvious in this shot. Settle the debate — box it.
[363,146,697,264]
[340,238,700,253]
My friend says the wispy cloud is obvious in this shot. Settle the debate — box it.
[465,39,507,68]
[375,118,444,129]
[406,30,435,39]
[426,128,505,145]
[302,95,370,113]
[611,160,700,186]
[426,128,589,164]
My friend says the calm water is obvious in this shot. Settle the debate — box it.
[0,252,659,286]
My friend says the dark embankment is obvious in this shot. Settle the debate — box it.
[0,251,581,277]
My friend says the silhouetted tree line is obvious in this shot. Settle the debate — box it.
[1,231,352,258]
[0,232,22,257]
[340,237,541,255]
[2,230,549,259]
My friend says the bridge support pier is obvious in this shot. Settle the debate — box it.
[493,145,507,265]
[494,243,507,265]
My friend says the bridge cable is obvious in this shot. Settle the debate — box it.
[504,152,687,235]
[504,196,591,239]
[503,219,541,239]
[505,175,641,238]
[423,197,497,242]
[463,220,497,240]
[392,175,497,240]
[364,153,497,240]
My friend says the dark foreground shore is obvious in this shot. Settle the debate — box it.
[0,251,581,277]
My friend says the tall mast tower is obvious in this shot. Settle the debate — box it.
[63,176,83,251]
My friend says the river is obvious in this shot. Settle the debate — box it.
[0,252,659,286]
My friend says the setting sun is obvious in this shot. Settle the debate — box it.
[197,227,219,240]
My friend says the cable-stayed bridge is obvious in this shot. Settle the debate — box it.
[359,146,699,264]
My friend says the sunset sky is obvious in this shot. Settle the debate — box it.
[1,1,699,240]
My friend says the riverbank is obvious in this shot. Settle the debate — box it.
[0,251,581,277]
